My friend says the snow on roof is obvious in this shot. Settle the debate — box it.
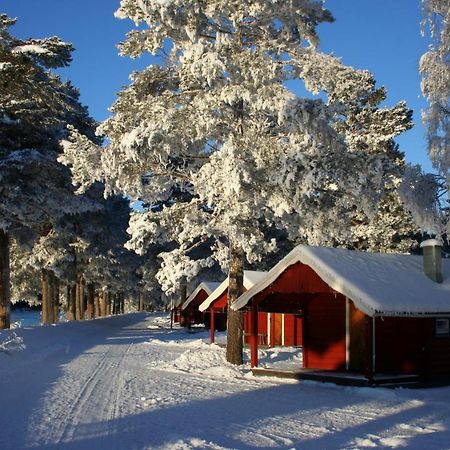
[232,245,450,317]
[181,281,222,310]
[199,271,267,312]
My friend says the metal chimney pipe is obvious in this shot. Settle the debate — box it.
[420,239,443,283]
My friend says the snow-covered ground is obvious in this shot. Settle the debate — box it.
[1,313,450,450]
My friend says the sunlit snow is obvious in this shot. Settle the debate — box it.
[1,313,450,449]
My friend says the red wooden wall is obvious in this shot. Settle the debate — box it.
[185,289,209,325]
[246,259,450,379]
[283,314,303,346]
[243,312,268,345]
[210,290,228,311]
[257,262,334,301]
[303,294,346,370]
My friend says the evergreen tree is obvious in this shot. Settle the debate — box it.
[62,0,412,363]
[420,0,449,235]
[0,14,98,328]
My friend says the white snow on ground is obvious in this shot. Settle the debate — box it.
[1,313,450,449]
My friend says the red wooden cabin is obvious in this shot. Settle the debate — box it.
[199,271,268,344]
[233,243,450,382]
[181,281,221,327]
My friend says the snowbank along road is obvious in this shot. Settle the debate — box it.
[1,313,450,449]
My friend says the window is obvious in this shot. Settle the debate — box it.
[435,318,450,336]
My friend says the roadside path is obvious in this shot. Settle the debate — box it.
[1,313,450,449]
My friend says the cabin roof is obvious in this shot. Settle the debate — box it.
[181,281,222,310]
[199,271,267,312]
[232,245,450,317]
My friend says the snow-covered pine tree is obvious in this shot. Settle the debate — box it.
[0,14,99,328]
[420,0,449,236]
[62,0,412,363]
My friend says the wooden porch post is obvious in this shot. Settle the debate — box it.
[302,304,309,368]
[210,309,215,344]
[345,297,350,371]
[250,303,259,368]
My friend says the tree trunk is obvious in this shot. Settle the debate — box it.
[75,275,85,320]
[100,291,107,317]
[67,284,76,321]
[139,291,144,312]
[120,292,125,314]
[0,230,11,329]
[42,270,59,324]
[86,283,95,320]
[106,292,112,315]
[47,271,55,323]
[41,269,50,325]
[179,280,187,327]
[53,274,60,323]
[94,291,100,318]
[226,243,245,365]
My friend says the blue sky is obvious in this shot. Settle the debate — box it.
[2,0,433,172]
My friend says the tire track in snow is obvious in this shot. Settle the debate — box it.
[34,341,135,448]
[42,349,111,444]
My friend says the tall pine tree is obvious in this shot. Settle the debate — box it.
[63,0,412,363]
[0,14,98,328]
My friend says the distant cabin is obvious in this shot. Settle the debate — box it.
[233,243,450,383]
[199,271,302,347]
[199,271,268,343]
[181,281,222,327]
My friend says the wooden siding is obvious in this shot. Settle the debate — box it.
[185,289,209,325]
[211,290,228,311]
[256,262,334,302]
[425,328,450,378]
[244,312,268,345]
[283,314,303,346]
[349,302,367,372]
[375,317,426,374]
[303,294,346,370]
[350,306,450,379]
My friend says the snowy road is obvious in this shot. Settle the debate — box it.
[1,313,450,449]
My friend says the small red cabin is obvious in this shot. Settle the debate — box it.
[181,282,221,327]
[233,243,450,382]
[199,271,268,344]
[199,271,302,347]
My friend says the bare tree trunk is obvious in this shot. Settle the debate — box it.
[0,230,11,329]
[41,269,50,325]
[139,291,144,312]
[67,284,76,321]
[120,292,125,314]
[86,283,95,320]
[180,280,187,327]
[139,292,144,312]
[106,292,112,315]
[75,275,85,320]
[53,274,60,323]
[48,271,55,323]
[226,243,245,365]
[42,270,60,324]
[100,291,107,317]
[94,291,100,318]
